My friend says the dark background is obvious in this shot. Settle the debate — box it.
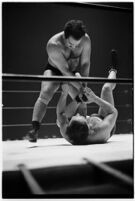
[2,2,133,140]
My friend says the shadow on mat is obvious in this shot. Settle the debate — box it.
[27,144,72,149]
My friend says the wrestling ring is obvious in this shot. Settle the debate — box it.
[2,73,133,198]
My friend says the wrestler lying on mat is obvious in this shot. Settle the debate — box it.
[56,69,118,145]
[27,19,91,142]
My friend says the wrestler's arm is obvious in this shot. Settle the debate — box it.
[56,89,68,126]
[65,37,91,97]
[87,110,118,144]
[62,36,91,94]
[57,84,80,121]
[86,90,118,143]
[56,90,71,141]
[67,72,87,117]
[95,96,117,119]
[80,37,91,77]
[79,36,91,87]
[84,87,116,110]
[47,43,83,91]
[60,71,87,117]
[92,94,118,131]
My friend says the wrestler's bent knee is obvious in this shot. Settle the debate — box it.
[102,84,112,93]
[37,97,50,105]
[39,90,54,105]
[104,80,116,90]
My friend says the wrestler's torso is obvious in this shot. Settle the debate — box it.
[86,115,111,143]
[59,115,109,144]
[47,32,88,72]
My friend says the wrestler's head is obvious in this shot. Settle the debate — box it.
[64,20,86,49]
[66,114,89,145]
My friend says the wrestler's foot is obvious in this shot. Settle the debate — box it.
[109,68,117,75]
[111,49,118,67]
[27,129,38,142]
[109,49,118,74]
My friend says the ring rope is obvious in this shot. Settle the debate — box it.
[3,90,42,93]
[2,104,132,110]
[3,123,56,127]
[77,2,132,12]
[2,73,133,84]
[3,119,132,128]
[3,106,56,110]
[2,89,132,94]
[3,106,98,110]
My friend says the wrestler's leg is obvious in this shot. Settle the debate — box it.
[32,70,60,123]
[98,69,117,117]
[28,70,60,142]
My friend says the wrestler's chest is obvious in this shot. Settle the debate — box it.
[64,48,82,60]
[65,50,81,68]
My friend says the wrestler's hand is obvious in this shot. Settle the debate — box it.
[83,87,96,103]
[74,72,86,95]
[75,72,81,77]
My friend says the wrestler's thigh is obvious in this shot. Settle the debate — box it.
[98,84,114,117]
[41,70,60,94]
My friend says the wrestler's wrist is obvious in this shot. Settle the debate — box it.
[92,95,99,103]
[75,93,88,103]
[81,93,88,102]
[82,82,87,88]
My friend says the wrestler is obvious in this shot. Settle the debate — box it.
[56,69,118,145]
[27,20,91,142]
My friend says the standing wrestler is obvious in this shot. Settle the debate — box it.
[28,20,91,142]
[56,69,118,145]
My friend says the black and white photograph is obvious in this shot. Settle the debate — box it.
[2,1,134,199]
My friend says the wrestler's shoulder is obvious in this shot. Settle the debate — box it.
[47,32,63,49]
[82,34,91,46]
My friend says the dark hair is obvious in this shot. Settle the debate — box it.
[64,20,86,40]
[66,118,89,145]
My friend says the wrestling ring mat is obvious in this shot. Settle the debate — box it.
[2,73,133,198]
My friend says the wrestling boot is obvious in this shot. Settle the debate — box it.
[109,49,118,74]
[27,129,38,142]
[27,121,40,142]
